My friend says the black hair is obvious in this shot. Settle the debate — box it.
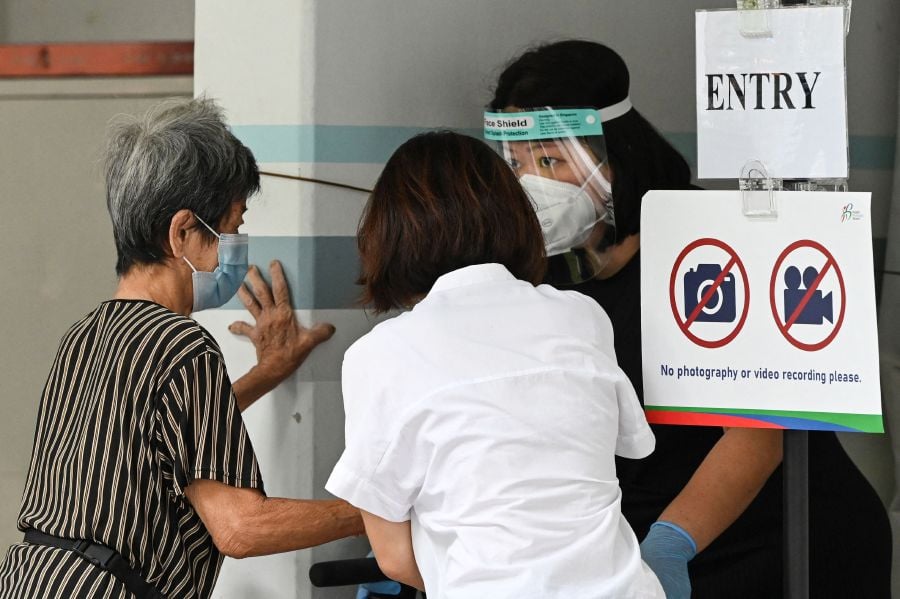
[358,131,546,312]
[490,40,693,239]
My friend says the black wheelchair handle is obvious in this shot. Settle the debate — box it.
[309,557,391,587]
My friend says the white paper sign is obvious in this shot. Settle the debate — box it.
[641,190,881,432]
[696,7,848,179]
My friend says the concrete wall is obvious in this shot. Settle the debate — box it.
[0,75,193,552]
[0,0,194,43]
[0,0,195,553]
[0,0,195,556]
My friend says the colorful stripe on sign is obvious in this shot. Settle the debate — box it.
[645,406,883,433]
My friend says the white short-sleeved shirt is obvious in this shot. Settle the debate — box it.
[326,264,663,599]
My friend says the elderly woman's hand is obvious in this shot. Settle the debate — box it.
[229,260,335,411]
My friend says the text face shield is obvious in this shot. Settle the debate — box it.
[485,108,615,282]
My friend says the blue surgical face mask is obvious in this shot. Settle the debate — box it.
[183,213,249,312]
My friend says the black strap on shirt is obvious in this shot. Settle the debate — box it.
[24,530,166,599]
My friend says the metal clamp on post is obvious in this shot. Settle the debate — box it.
[740,160,780,219]
[809,0,852,34]
[784,178,848,192]
[737,0,851,38]
[736,0,779,38]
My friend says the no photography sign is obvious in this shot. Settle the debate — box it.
[641,190,881,433]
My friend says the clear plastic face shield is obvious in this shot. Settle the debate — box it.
[484,107,615,284]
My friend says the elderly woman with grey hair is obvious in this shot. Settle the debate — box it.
[0,98,363,599]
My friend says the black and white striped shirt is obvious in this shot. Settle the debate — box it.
[0,299,263,599]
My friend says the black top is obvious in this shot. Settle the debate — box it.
[573,252,890,598]
[0,300,263,599]
[576,253,781,538]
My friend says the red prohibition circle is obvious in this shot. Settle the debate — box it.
[669,238,750,348]
[769,239,846,352]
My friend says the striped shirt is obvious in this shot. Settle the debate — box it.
[0,299,263,599]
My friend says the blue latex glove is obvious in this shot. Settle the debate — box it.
[639,520,697,599]
[356,580,402,598]
[356,551,402,598]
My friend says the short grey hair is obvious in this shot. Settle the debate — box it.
[104,97,259,275]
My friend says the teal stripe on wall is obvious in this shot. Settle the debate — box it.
[232,125,478,164]
[232,125,895,170]
[667,132,698,168]
[221,236,360,310]
[849,136,897,170]
[219,235,890,310]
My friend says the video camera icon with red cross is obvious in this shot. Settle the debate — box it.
[783,265,833,325]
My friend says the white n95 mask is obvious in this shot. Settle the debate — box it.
[519,173,600,256]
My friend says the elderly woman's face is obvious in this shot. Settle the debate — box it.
[217,199,248,235]
[185,199,248,272]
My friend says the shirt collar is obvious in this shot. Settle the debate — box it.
[429,263,517,294]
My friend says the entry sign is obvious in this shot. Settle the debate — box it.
[641,190,882,433]
[696,7,848,179]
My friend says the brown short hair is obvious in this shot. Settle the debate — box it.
[358,131,546,312]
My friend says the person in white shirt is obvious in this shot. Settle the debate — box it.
[326,131,664,598]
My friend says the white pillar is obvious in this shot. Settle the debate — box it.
[194,3,370,597]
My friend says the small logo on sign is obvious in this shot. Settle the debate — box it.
[840,203,862,222]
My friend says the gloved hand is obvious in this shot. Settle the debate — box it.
[356,580,402,599]
[356,551,402,598]
[639,520,697,599]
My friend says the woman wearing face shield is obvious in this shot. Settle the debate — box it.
[489,41,890,599]
[0,98,363,599]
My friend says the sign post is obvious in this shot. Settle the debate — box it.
[699,3,854,595]
[784,429,809,599]
[647,4,862,597]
